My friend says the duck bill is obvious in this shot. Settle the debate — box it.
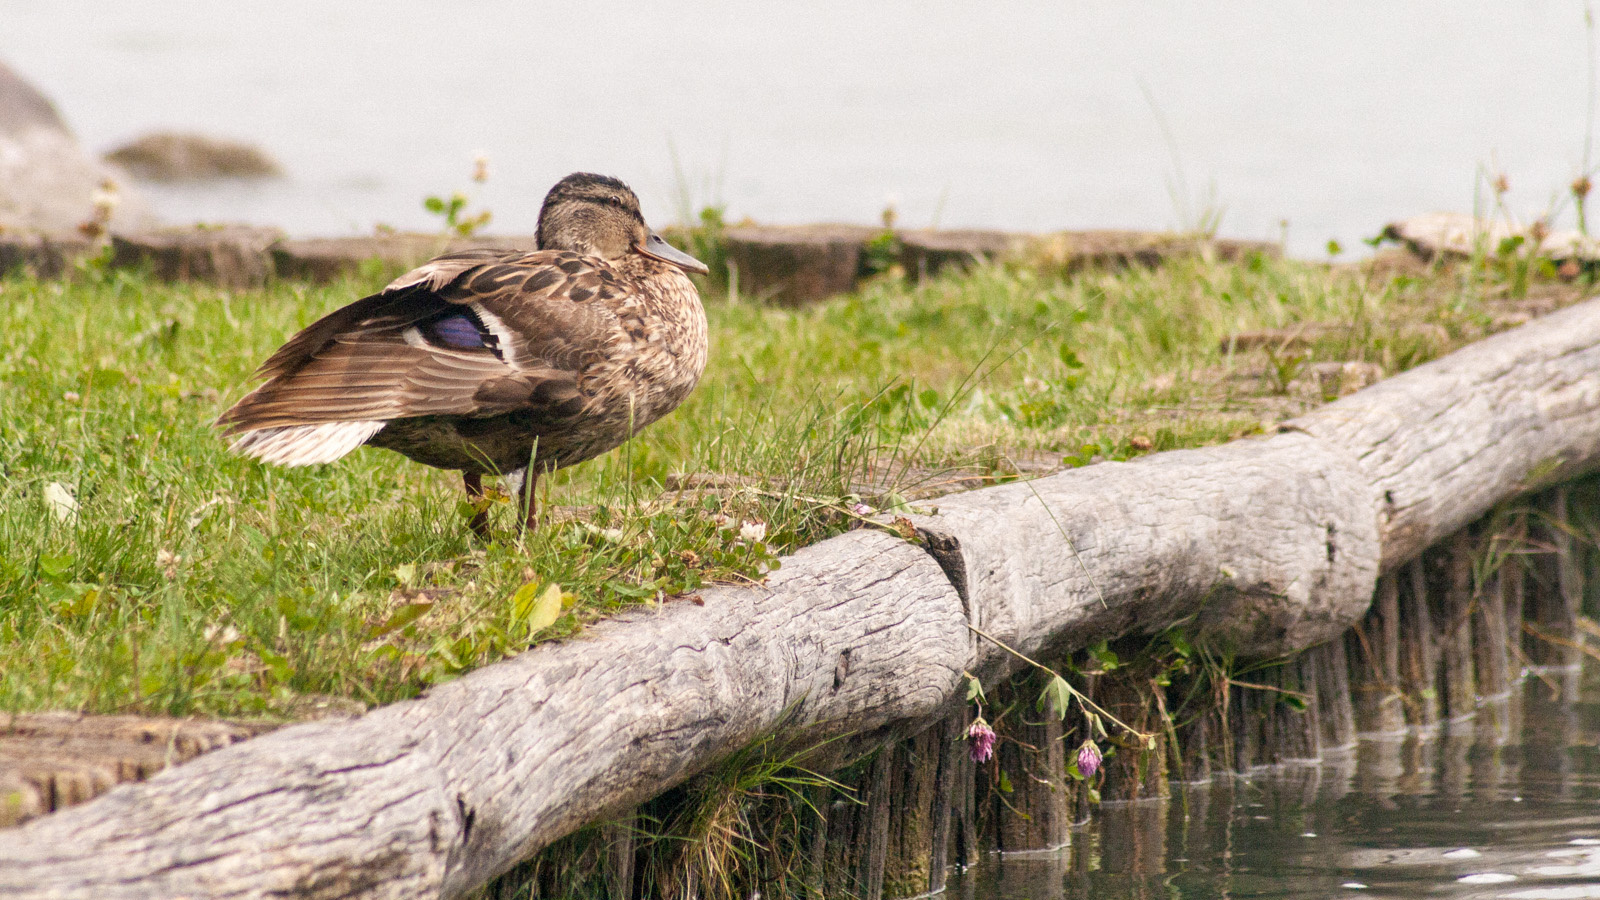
[639,231,710,275]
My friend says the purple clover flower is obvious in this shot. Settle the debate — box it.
[1076,740,1102,778]
[967,717,996,763]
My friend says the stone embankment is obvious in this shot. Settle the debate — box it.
[10,211,1575,306]
[2,222,1280,300]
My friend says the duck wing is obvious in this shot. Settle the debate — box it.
[218,250,620,436]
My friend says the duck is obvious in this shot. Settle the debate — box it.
[216,172,710,536]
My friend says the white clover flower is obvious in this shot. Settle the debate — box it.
[739,520,767,544]
[44,482,78,523]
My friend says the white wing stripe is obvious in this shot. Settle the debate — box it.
[469,302,521,371]
[229,421,386,466]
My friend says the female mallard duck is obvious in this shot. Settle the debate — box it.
[216,172,709,535]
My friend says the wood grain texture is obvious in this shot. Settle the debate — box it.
[914,429,1381,663]
[6,296,1600,898]
[1289,298,1600,570]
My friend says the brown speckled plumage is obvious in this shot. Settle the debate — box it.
[217,173,709,533]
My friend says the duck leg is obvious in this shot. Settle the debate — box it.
[463,471,490,539]
[518,469,540,533]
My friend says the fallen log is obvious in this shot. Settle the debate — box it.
[4,296,1600,898]
[1290,297,1600,569]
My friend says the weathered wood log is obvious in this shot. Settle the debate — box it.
[7,297,1600,897]
[913,428,1380,668]
[1471,546,1514,702]
[270,234,540,283]
[1172,696,1217,783]
[0,712,276,828]
[992,674,1071,852]
[922,711,963,896]
[110,224,283,288]
[899,228,1029,279]
[722,224,881,306]
[1428,531,1479,720]
[1022,230,1279,277]
[1526,486,1584,674]
[0,231,96,278]
[1397,559,1441,728]
[1347,574,1406,734]
[1290,298,1600,570]
[1307,639,1356,751]
[879,724,950,898]
[943,711,980,872]
[1093,656,1172,799]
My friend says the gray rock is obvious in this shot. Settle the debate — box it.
[1383,212,1600,265]
[105,132,282,182]
[0,59,153,235]
[110,225,284,288]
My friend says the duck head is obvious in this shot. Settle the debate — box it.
[537,172,709,275]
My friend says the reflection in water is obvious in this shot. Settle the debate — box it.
[953,665,1600,900]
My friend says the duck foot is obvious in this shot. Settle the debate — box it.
[463,472,490,539]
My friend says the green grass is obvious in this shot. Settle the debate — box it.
[0,247,1584,718]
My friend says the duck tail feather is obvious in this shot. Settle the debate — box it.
[228,421,386,467]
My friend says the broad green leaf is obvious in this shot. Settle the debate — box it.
[1039,674,1074,719]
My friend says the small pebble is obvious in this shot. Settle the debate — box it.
[1341,883,1367,890]
[1444,848,1482,859]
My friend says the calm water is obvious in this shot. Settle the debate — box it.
[0,2,1596,256]
[953,664,1600,900]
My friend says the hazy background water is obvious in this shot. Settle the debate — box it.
[1,2,1594,256]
